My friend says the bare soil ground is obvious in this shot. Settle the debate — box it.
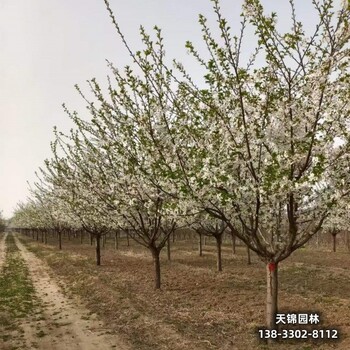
[15,232,350,350]
[0,233,131,350]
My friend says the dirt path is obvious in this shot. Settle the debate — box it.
[0,232,8,271]
[13,235,131,350]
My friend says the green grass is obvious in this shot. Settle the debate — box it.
[0,234,40,345]
[0,234,37,318]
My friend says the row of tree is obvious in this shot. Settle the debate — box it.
[10,0,350,330]
[0,211,6,232]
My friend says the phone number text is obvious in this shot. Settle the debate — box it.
[258,329,338,340]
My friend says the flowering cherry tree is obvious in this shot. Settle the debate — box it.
[166,0,350,328]
[11,200,51,241]
[101,0,350,327]
[63,71,180,287]
[42,131,115,265]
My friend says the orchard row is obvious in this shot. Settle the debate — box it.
[9,0,350,329]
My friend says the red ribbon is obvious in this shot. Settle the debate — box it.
[268,262,276,272]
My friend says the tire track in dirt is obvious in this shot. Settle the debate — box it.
[0,232,8,272]
[14,234,131,350]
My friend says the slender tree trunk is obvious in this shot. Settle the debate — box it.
[332,234,336,252]
[231,231,236,255]
[126,230,130,247]
[58,231,62,250]
[198,233,203,257]
[150,247,161,289]
[90,233,93,246]
[96,234,101,266]
[114,231,119,250]
[247,246,251,265]
[347,231,350,253]
[167,236,171,261]
[215,235,222,272]
[266,262,278,330]
[44,231,47,244]
[80,230,83,244]
[36,231,39,241]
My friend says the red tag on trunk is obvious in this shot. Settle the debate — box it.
[268,262,276,272]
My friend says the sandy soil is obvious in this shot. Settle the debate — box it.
[13,235,131,350]
[0,232,8,271]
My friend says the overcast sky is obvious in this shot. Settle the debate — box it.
[0,0,340,218]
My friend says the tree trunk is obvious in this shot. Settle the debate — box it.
[96,234,101,266]
[266,262,278,330]
[332,234,336,252]
[44,231,47,244]
[198,233,203,257]
[36,231,39,241]
[347,231,350,253]
[247,246,251,265]
[231,231,236,255]
[58,231,62,250]
[114,231,119,250]
[167,236,171,261]
[150,247,161,289]
[90,233,93,246]
[215,235,222,272]
[80,230,83,244]
[126,230,130,247]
